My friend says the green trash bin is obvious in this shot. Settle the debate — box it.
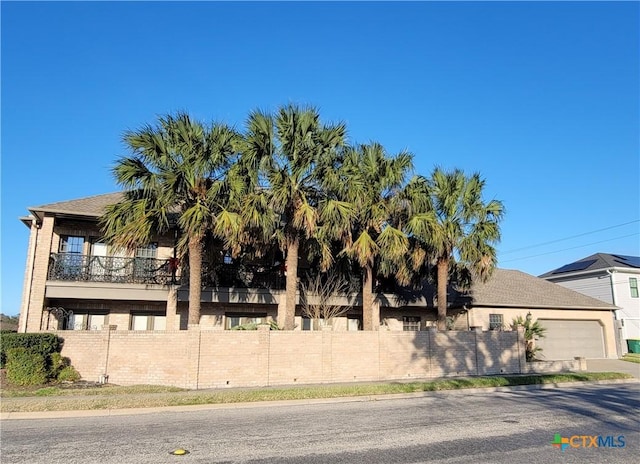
[627,339,640,354]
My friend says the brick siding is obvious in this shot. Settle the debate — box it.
[54,327,526,389]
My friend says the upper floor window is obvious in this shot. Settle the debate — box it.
[55,236,86,279]
[136,243,158,259]
[630,278,639,298]
[59,235,84,254]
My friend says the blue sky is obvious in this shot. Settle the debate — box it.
[2,1,638,316]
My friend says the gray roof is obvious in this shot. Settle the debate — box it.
[27,192,124,222]
[461,268,616,310]
[385,268,617,311]
[539,253,640,278]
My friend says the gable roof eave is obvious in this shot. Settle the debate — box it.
[464,302,619,311]
[25,192,126,224]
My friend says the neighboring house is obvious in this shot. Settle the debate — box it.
[17,193,617,361]
[540,253,640,353]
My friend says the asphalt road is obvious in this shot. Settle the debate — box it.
[2,383,638,464]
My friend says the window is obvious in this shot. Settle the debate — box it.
[489,314,504,330]
[57,235,86,278]
[87,239,129,281]
[301,317,329,331]
[403,316,421,331]
[347,316,362,331]
[630,278,639,298]
[68,312,108,331]
[89,240,108,279]
[131,313,166,331]
[134,243,158,282]
[136,243,158,259]
[59,235,85,254]
[225,313,266,330]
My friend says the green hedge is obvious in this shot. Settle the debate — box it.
[57,365,81,382]
[0,333,62,368]
[5,347,48,386]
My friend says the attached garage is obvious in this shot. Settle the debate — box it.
[449,269,618,359]
[536,319,605,360]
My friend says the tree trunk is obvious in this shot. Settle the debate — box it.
[187,234,202,327]
[362,265,375,330]
[436,257,449,331]
[281,236,299,330]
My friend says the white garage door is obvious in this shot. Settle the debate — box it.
[536,319,605,360]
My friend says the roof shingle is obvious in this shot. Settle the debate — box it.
[463,268,615,309]
[28,192,124,218]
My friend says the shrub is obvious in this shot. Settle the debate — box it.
[49,352,71,378]
[231,322,259,330]
[57,365,81,382]
[5,347,48,386]
[231,321,282,330]
[0,333,62,368]
[512,314,547,361]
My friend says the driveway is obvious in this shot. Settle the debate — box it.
[587,358,640,379]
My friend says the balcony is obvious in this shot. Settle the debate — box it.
[48,254,285,290]
[200,263,285,290]
[48,253,173,285]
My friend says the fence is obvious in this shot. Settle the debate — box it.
[55,327,527,389]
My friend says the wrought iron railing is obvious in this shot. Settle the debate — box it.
[48,254,285,289]
[48,253,173,285]
[200,263,285,290]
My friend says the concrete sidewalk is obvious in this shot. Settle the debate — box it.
[586,358,640,379]
[2,376,637,421]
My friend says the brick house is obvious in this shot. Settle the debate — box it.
[18,193,617,360]
[18,193,420,333]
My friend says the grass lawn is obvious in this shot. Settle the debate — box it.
[0,372,633,413]
[621,353,640,364]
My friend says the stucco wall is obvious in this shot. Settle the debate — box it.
[467,307,617,358]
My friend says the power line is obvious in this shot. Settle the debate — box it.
[500,232,640,263]
[500,220,639,255]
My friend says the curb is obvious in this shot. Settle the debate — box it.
[2,378,637,421]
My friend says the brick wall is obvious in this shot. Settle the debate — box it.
[56,327,526,389]
[24,215,55,331]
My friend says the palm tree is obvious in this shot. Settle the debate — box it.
[406,168,504,330]
[100,113,240,327]
[240,104,346,330]
[512,314,546,361]
[333,143,414,330]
